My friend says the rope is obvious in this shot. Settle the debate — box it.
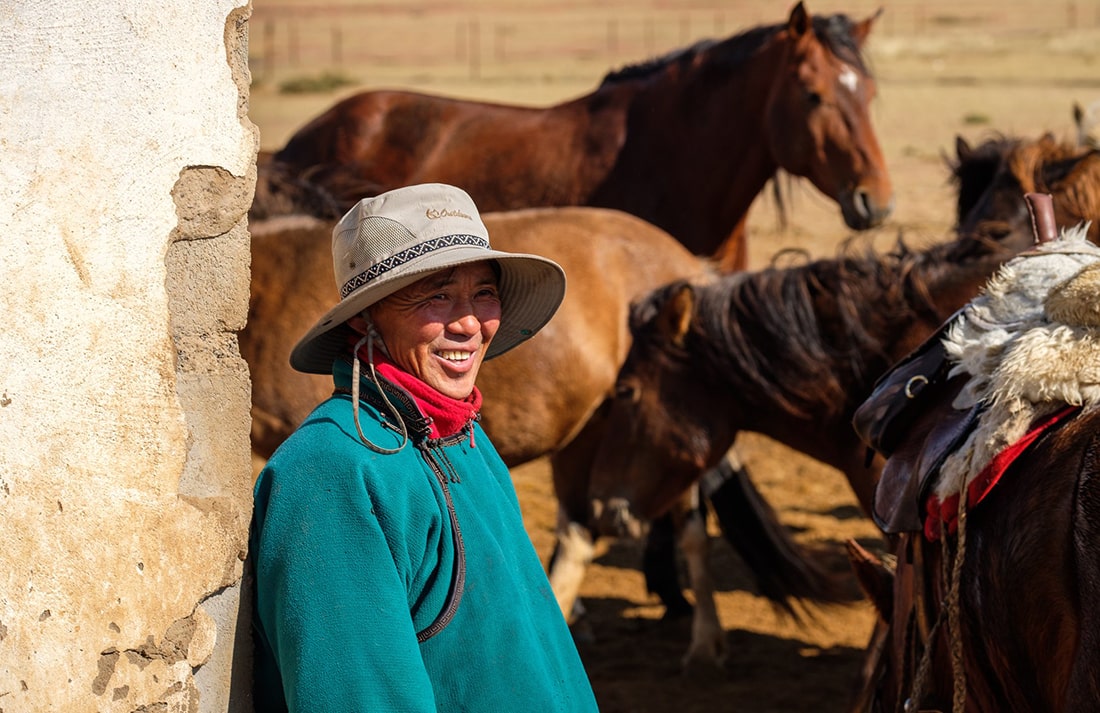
[903,484,969,713]
[905,533,944,713]
[946,490,969,712]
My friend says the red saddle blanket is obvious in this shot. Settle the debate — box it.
[923,403,1080,541]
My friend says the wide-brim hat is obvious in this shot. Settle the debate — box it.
[289,183,566,375]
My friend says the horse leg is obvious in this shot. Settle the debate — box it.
[545,409,606,634]
[546,508,595,625]
[643,512,693,619]
[675,486,727,669]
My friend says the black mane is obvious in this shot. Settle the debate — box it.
[599,12,870,88]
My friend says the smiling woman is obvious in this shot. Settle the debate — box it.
[248,183,598,713]
[354,263,502,400]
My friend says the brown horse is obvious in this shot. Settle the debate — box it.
[265,2,894,270]
[244,207,721,616]
[848,220,1100,712]
[951,133,1100,242]
[595,135,1100,667]
[587,223,1034,527]
[584,220,1043,663]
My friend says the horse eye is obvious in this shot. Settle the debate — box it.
[806,91,822,107]
[614,382,640,403]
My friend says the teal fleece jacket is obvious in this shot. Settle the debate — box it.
[250,360,598,712]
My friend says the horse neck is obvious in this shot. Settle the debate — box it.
[603,60,777,256]
[904,235,1031,358]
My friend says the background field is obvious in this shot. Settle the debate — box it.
[246,2,1100,711]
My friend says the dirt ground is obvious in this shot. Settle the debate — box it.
[246,4,1100,710]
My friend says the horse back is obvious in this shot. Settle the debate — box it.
[274,89,628,211]
[476,207,709,465]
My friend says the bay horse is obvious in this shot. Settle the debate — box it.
[584,222,1039,665]
[847,218,1100,712]
[265,2,894,270]
[243,206,834,652]
[595,135,1100,667]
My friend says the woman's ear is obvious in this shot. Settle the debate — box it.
[347,313,372,336]
[347,314,369,334]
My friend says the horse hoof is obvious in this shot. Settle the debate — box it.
[680,651,728,680]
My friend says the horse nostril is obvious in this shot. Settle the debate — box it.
[851,187,894,227]
[853,188,872,221]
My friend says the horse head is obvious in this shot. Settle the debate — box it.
[588,279,737,537]
[763,2,894,231]
[954,133,1100,242]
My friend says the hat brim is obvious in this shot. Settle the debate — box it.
[289,244,566,374]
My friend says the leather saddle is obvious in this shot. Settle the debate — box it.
[853,192,1059,534]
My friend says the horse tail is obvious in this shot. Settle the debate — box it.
[704,451,848,615]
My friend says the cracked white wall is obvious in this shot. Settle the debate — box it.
[0,2,256,711]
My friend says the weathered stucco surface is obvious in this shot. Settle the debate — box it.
[0,2,256,711]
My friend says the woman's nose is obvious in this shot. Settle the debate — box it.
[447,304,481,334]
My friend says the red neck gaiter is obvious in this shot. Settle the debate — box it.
[358,347,482,440]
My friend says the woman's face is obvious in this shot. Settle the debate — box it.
[366,262,502,399]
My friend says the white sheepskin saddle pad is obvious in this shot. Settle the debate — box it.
[933,222,1100,503]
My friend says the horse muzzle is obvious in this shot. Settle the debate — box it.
[589,497,647,539]
[841,187,895,230]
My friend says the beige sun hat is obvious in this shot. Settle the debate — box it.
[289,183,566,375]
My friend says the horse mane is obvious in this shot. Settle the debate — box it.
[599,12,870,88]
[634,233,1009,420]
[251,155,382,221]
[949,133,1100,238]
[946,133,1020,224]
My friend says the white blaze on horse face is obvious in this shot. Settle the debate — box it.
[838,65,859,94]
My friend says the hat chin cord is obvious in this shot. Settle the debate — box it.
[351,332,409,454]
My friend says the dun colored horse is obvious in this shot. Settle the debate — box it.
[244,207,709,464]
[264,2,894,269]
[848,214,1100,712]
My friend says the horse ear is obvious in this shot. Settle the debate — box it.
[851,7,884,46]
[657,284,695,348]
[787,2,811,38]
[845,539,893,622]
[955,135,972,162]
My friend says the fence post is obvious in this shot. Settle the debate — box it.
[263,19,275,82]
[288,21,299,67]
[468,18,480,80]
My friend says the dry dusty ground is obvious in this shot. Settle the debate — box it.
[247,3,1100,710]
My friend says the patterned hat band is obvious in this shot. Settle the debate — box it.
[340,233,490,299]
[289,183,566,375]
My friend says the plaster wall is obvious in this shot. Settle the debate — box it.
[0,2,256,711]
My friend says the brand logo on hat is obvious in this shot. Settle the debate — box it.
[426,207,473,221]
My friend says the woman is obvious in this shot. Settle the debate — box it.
[250,183,599,712]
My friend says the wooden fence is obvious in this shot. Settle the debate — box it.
[249,1,1100,85]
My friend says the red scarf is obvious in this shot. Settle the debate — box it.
[358,348,482,440]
